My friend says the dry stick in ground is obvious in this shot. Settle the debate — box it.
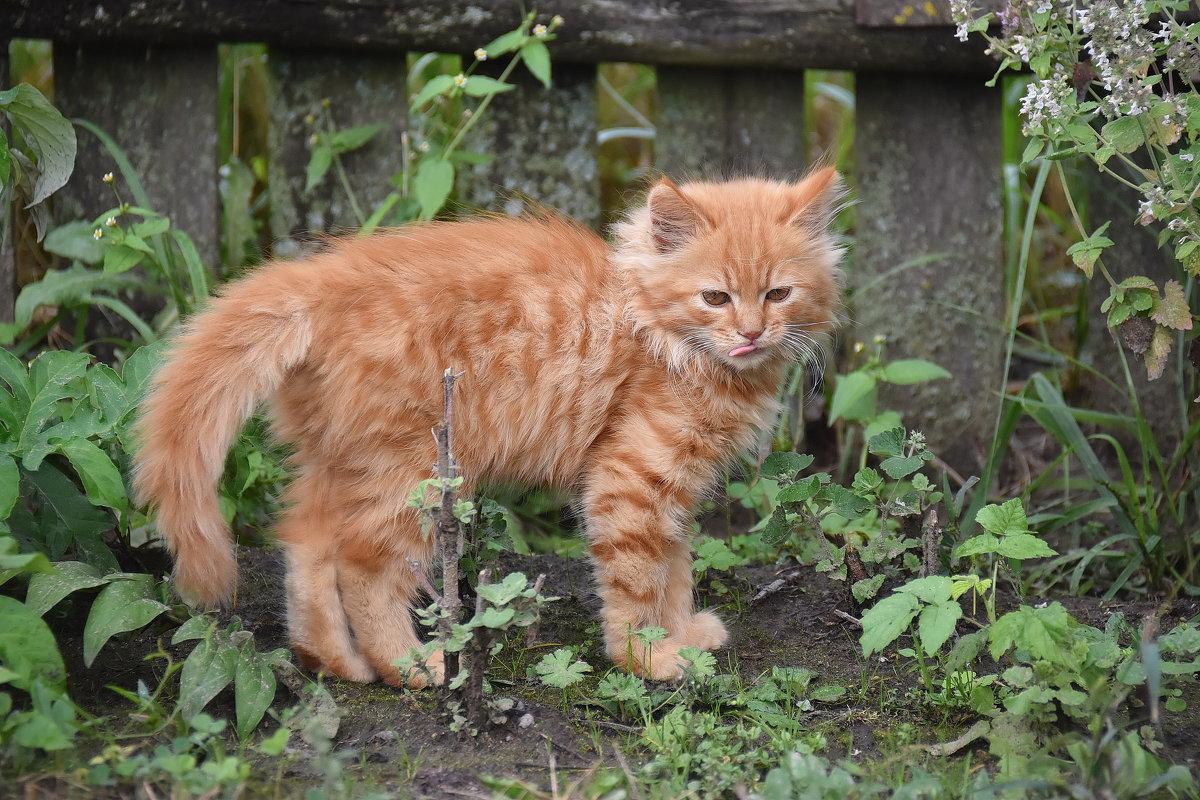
[920,507,941,579]
[434,367,466,683]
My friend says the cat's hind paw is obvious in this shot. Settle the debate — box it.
[682,610,729,652]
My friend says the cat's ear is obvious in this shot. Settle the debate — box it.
[648,178,704,252]
[785,167,845,231]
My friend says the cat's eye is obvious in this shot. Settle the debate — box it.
[702,290,731,307]
[765,287,792,302]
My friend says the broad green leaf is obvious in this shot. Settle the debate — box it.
[809,684,847,702]
[679,647,717,678]
[119,233,154,255]
[82,576,169,666]
[694,536,743,571]
[0,83,77,206]
[414,158,454,219]
[86,364,127,427]
[43,220,105,264]
[918,601,963,655]
[866,427,905,457]
[0,130,9,185]
[0,535,54,587]
[172,613,216,644]
[25,561,106,617]
[760,451,814,478]
[475,571,527,605]
[988,602,1077,666]
[235,645,277,739]
[484,29,526,58]
[0,347,32,409]
[824,484,873,519]
[1102,116,1146,153]
[992,532,1057,560]
[520,39,552,87]
[976,498,1029,537]
[179,634,238,720]
[130,216,170,238]
[120,341,167,416]
[410,74,454,109]
[57,438,128,510]
[775,475,821,505]
[828,371,875,422]
[6,264,140,342]
[329,124,382,153]
[15,463,116,568]
[475,606,515,628]
[851,574,885,604]
[462,75,515,97]
[761,506,792,546]
[534,648,592,688]
[304,144,333,193]
[879,455,923,479]
[0,454,18,520]
[879,359,951,385]
[859,592,920,657]
[1152,280,1193,330]
[0,595,66,690]
[944,629,988,672]
[898,575,952,604]
[954,533,1001,559]
[18,350,90,460]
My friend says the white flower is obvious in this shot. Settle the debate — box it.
[93,228,103,240]
[417,140,431,153]
[102,172,114,184]
[1181,153,1195,162]
[453,73,468,88]
[473,48,488,61]
[551,14,564,27]
[533,23,548,38]
[104,216,117,227]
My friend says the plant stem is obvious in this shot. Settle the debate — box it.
[442,50,524,158]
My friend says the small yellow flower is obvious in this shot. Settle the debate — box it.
[104,216,117,227]
[453,73,468,88]
[473,48,488,61]
[102,172,114,184]
[872,334,886,344]
[93,228,103,240]
[533,23,548,37]
[551,14,564,27]
[853,341,865,353]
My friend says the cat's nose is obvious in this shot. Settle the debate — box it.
[739,330,763,342]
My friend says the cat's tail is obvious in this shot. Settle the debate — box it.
[132,264,314,607]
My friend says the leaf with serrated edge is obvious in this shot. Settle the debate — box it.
[1145,325,1172,381]
[918,601,962,655]
[1152,280,1193,331]
[859,592,920,657]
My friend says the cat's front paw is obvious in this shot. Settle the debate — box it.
[682,610,729,651]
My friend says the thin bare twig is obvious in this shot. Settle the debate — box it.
[833,609,863,628]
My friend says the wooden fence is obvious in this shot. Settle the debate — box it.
[3,0,1012,472]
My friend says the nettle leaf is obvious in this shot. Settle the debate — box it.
[414,158,454,219]
[775,475,822,505]
[880,455,923,480]
[760,451,814,479]
[679,646,717,678]
[828,371,876,423]
[462,76,515,98]
[761,506,793,546]
[534,647,591,688]
[898,576,953,604]
[976,498,1029,537]
[17,350,90,461]
[918,601,963,655]
[695,536,743,571]
[25,561,107,617]
[824,484,873,519]
[1152,280,1193,331]
[1065,221,1113,278]
[82,575,169,666]
[0,83,77,206]
[879,359,951,385]
[1144,325,1173,381]
[989,602,1077,666]
[992,532,1057,560]
[1102,116,1147,153]
[0,595,66,691]
[179,634,238,720]
[851,574,885,604]
[860,592,920,657]
[520,39,552,88]
[475,571,528,605]
[954,533,1002,559]
[867,426,905,458]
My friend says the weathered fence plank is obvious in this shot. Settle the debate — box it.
[52,45,220,265]
[457,64,599,227]
[3,0,994,75]
[854,75,1003,475]
[655,67,806,178]
[266,49,408,253]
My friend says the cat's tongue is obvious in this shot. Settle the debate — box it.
[729,344,758,358]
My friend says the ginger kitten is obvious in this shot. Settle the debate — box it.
[133,169,844,685]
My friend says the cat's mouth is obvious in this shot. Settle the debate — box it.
[728,344,759,358]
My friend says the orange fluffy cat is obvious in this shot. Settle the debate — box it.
[133,169,844,686]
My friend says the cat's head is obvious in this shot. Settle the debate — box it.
[614,168,845,374]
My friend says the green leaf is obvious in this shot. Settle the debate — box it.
[484,29,527,58]
[130,215,170,238]
[43,220,105,264]
[1065,221,1113,278]
[119,341,166,420]
[304,144,333,194]
[520,39,552,88]
[475,606,515,628]
[11,463,116,568]
[234,644,277,739]
[0,454,18,520]
[6,263,140,342]
[760,451,814,478]
[866,427,905,457]
[954,533,1001,559]
[1102,116,1146,153]
[82,576,169,666]
[25,561,107,617]
[694,536,744,572]
[57,438,127,510]
[879,454,924,479]
[809,684,846,702]
[976,498,1029,537]
[879,359,951,385]
[329,123,382,154]
[851,574,885,604]
[775,475,821,505]
[171,230,210,303]
[172,613,216,644]
[988,603,1077,666]
[179,634,238,720]
[828,371,876,422]
[679,647,717,678]
[534,648,592,688]
[475,571,527,606]
[0,595,66,691]
[944,629,988,672]
[918,601,962,655]
[898,576,953,604]
[761,506,792,546]
[0,83,77,207]
[0,130,9,185]
[410,74,454,109]
[462,75,515,98]
[824,484,873,519]
[859,592,920,657]
[992,532,1057,560]
[17,350,90,461]
[414,158,455,219]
